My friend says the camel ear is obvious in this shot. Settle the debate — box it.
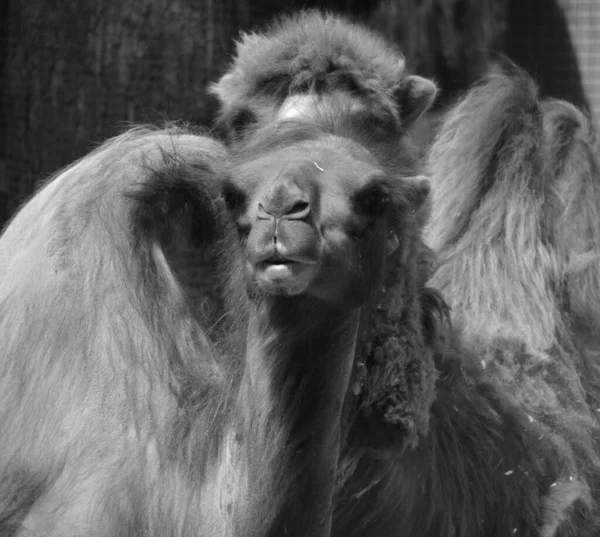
[394,76,438,128]
[209,73,259,140]
[207,72,235,104]
[403,175,431,211]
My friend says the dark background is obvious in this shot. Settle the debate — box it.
[0,0,589,225]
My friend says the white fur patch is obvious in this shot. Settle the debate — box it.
[277,93,366,121]
[277,94,320,120]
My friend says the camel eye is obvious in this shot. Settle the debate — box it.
[354,183,391,217]
[229,108,257,134]
[222,182,247,214]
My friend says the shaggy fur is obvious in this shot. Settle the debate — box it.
[0,125,232,535]
[425,72,600,535]
[426,73,563,351]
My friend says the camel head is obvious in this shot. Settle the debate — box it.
[209,10,437,144]
[222,124,429,310]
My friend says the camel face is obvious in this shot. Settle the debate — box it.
[224,134,391,307]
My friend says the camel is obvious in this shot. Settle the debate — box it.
[0,109,434,536]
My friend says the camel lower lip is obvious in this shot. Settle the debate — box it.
[263,263,296,279]
[253,261,317,295]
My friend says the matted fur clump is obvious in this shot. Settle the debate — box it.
[426,71,600,535]
[352,243,443,444]
[354,243,446,447]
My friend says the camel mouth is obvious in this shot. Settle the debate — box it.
[248,240,322,266]
[252,258,319,295]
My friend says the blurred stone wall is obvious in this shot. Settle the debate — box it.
[0,0,296,225]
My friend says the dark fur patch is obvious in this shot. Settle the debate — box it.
[0,469,52,536]
[128,155,220,248]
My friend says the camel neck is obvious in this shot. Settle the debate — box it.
[241,297,360,537]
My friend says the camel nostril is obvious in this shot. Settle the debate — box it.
[286,200,310,220]
[257,200,311,220]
